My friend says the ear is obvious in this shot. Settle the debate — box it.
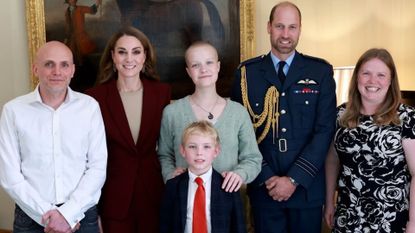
[185,67,191,78]
[217,61,221,72]
[179,144,186,158]
[32,63,38,76]
[213,144,220,158]
[267,21,272,34]
[70,63,75,79]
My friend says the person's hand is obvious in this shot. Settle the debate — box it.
[42,209,71,233]
[221,171,243,192]
[265,176,296,201]
[171,167,186,178]
[324,202,336,229]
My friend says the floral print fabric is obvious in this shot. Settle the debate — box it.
[333,104,415,233]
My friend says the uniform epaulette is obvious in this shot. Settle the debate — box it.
[237,55,266,69]
[300,53,331,65]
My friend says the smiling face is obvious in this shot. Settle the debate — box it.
[180,133,219,176]
[185,43,220,89]
[357,58,392,108]
[34,41,75,98]
[111,35,146,80]
[267,4,301,60]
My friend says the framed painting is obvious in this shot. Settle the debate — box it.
[25,0,255,99]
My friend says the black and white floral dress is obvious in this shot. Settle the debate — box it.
[333,103,415,233]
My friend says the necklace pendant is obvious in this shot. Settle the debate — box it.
[208,112,214,120]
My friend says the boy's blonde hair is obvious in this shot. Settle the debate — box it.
[181,121,220,146]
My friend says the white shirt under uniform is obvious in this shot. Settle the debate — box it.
[0,87,107,228]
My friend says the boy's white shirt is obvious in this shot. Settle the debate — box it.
[185,167,213,233]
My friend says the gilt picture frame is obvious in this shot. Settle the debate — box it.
[25,0,255,98]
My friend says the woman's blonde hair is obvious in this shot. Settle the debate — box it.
[339,48,401,128]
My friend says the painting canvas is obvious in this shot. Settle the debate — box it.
[39,0,243,99]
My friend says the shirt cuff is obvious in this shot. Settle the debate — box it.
[57,202,84,229]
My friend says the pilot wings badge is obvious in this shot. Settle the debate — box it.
[297,78,318,85]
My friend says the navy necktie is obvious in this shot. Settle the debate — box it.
[278,61,287,85]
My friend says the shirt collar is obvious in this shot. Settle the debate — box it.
[188,167,213,185]
[270,51,296,68]
[28,84,78,105]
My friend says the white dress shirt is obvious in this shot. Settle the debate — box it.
[185,167,212,233]
[0,86,107,228]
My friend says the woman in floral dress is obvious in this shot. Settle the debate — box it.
[325,48,415,233]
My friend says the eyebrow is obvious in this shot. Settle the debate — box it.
[43,60,71,64]
[115,46,142,50]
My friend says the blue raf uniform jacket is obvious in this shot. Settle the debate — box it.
[231,51,336,208]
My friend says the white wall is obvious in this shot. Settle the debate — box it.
[0,0,30,230]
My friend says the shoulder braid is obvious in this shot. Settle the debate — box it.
[240,65,280,144]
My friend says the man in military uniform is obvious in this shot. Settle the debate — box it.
[231,2,336,233]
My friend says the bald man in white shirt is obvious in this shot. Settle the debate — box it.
[0,41,107,233]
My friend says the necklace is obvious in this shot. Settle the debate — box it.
[191,95,220,120]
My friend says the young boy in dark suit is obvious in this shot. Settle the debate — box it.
[160,121,247,233]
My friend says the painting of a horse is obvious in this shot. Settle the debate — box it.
[117,0,224,42]
[44,0,239,98]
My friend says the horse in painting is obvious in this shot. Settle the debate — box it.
[116,0,224,44]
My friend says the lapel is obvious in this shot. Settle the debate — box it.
[260,53,281,88]
[105,79,136,147]
[283,51,306,91]
[104,78,159,150]
[136,78,155,149]
[210,170,222,232]
[179,173,190,230]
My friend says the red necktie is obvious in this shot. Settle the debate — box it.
[193,177,207,233]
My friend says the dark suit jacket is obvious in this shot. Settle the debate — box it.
[160,169,247,233]
[86,78,171,231]
[231,51,336,208]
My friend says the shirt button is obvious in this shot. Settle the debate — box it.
[281,92,286,97]
[281,128,287,132]
[281,109,286,114]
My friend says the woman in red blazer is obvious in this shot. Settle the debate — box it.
[86,26,171,233]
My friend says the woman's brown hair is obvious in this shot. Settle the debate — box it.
[95,26,159,85]
[339,48,401,128]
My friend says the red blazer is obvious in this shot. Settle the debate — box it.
[86,78,171,230]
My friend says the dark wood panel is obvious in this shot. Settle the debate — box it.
[402,91,415,107]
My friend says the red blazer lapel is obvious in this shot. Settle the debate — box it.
[136,78,156,149]
[105,80,136,147]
